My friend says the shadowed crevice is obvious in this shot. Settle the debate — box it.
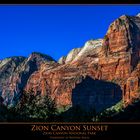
[60,76,122,122]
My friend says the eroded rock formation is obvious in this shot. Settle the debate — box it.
[0,14,140,112]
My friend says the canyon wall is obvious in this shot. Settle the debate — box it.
[0,14,140,112]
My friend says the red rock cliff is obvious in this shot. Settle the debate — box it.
[25,14,140,110]
[0,14,140,111]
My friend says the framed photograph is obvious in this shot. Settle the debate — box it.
[0,3,140,139]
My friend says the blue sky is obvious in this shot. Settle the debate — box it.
[0,5,140,61]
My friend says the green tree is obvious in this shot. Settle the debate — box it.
[15,90,57,121]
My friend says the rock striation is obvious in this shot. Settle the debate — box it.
[1,14,140,112]
[0,53,56,106]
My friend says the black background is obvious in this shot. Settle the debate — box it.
[0,123,139,139]
[0,0,139,4]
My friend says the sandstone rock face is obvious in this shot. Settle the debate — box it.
[0,53,56,106]
[1,14,140,112]
[26,14,140,111]
[58,56,66,64]
[58,39,102,64]
[58,48,81,64]
[0,57,26,104]
[99,14,140,104]
[73,39,103,62]
[123,63,140,104]
[65,48,81,63]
